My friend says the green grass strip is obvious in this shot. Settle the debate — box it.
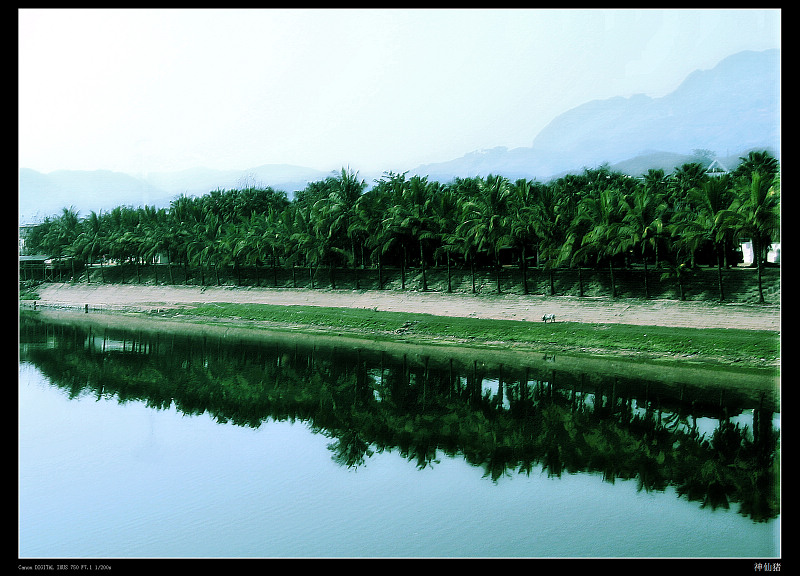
[186,302,779,364]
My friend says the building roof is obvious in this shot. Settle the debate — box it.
[705,159,729,176]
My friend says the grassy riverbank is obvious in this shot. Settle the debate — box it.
[21,281,781,371]
[184,302,779,368]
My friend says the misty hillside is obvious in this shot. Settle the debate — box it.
[529,49,779,169]
[18,169,173,225]
[19,49,779,224]
[144,164,331,199]
[414,49,779,182]
[18,164,330,224]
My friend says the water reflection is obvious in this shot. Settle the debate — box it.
[19,311,780,523]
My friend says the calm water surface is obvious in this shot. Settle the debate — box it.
[18,313,780,558]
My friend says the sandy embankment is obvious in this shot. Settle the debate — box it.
[29,283,780,332]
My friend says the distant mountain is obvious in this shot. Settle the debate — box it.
[144,164,330,199]
[18,164,331,224]
[531,49,779,167]
[18,168,172,225]
[410,146,565,183]
[410,49,779,182]
[19,49,779,224]
[605,150,748,180]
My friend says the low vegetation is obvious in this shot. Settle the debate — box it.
[183,302,779,367]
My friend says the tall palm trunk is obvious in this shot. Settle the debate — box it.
[716,243,725,302]
[272,247,279,287]
[419,241,427,291]
[521,245,529,295]
[609,260,617,298]
[401,245,407,290]
[495,255,502,294]
[353,238,360,290]
[446,252,452,293]
[167,250,174,285]
[470,258,476,294]
[753,236,765,303]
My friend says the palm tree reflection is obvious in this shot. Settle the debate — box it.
[20,312,779,522]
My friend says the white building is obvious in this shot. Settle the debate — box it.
[740,240,780,265]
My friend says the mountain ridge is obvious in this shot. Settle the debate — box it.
[19,48,779,224]
[527,48,779,168]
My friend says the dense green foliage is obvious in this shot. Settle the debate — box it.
[24,152,780,302]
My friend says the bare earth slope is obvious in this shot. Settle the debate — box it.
[31,283,780,332]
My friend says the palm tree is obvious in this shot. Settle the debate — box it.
[457,175,512,293]
[325,167,367,288]
[41,207,81,281]
[669,162,708,208]
[719,170,780,303]
[388,175,437,291]
[620,182,667,299]
[351,185,391,289]
[187,209,223,286]
[74,210,108,283]
[558,221,591,297]
[105,206,142,284]
[138,206,171,284]
[574,187,625,298]
[732,150,779,182]
[507,179,540,295]
[168,194,201,284]
[373,171,414,290]
[305,168,366,290]
[552,175,590,296]
[429,184,461,293]
[216,219,245,286]
[672,176,734,301]
[659,261,694,301]
[446,177,482,293]
[239,211,268,286]
[348,192,376,289]
[290,203,325,289]
[262,206,287,286]
[528,181,563,296]
[279,205,304,288]
[641,169,671,266]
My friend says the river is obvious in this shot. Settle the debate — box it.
[18,311,780,558]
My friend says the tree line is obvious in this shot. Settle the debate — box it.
[24,150,780,302]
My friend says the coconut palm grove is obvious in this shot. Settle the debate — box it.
[21,150,779,304]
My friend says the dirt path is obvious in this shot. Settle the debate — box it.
[30,283,780,332]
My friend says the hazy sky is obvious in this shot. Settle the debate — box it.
[18,8,780,177]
